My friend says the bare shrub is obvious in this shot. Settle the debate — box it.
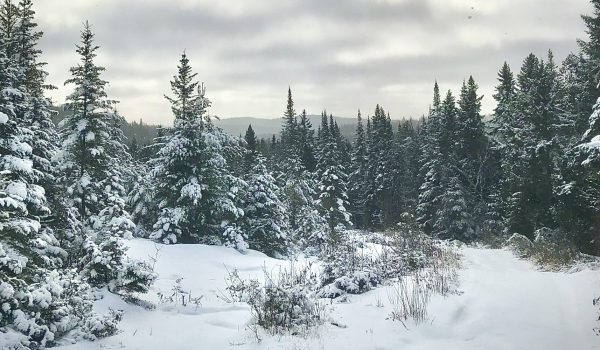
[223,264,326,336]
[157,277,203,309]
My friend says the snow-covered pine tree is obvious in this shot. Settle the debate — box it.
[127,125,170,237]
[417,82,445,234]
[554,103,600,254]
[454,76,493,238]
[0,4,97,345]
[560,53,596,141]
[516,53,559,238]
[298,109,317,172]
[491,62,526,235]
[436,89,477,240]
[552,2,600,254]
[0,39,56,345]
[243,155,288,256]
[149,53,246,249]
[58,22,154,292]
[348,110,368,228]
[316,111,351,243]
[434,171,473,240]
[244,124,258,174]
[280,87,299,161]
[578,0,600,101]
[395,118,421,214]
[9,0,82,267]
[363,105,395,228]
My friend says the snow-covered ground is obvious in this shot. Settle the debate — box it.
[57,239,600,350]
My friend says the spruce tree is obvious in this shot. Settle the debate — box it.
[454,76,491,238]
[556,98,600,254]
[316,112,351,242]
[0,4,98,345]
[364,105,395,227]
[58,22,154,291]
[148,53,246,249]
[280,86,298,160]
[243,156,288,256]
[348,110,368,227]
[244,124,258,173]
[417,82,444,234]
[297,109,316,172]
[395,119,420,214]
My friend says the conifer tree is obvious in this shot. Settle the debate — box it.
[244,124,258,173]
[348,110,368,227]
[243,156,288,256]
[417,82,444,234]
[148,53,246,249]
[298,109,316,171]
[364,105,395,227]
[58,22,154,291]
[555,98,600,254]
[316,111,351,242]
[453,76,493,238]
[280,87,298,160]
[395,119,420,214]
[0,5,101,345]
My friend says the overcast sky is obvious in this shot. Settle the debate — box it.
[35,0,591,125]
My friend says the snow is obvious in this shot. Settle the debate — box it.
[55,239,600,350]
[0,111,8,124]
[584,135,600,150]
[6,181,28,200]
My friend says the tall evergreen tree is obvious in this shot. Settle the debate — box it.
[243,156,288,256]
[316,111,351,242]
[58,22,154,291]
[348,110,368,227]
[148,54,246,249]
[364,105,395,227]
[417,83,444,234]
[0,6,102,346]
[454,76,492,238]
[298,109,316,171]
[280,86,298,159]
[395,119,421,214]
[243,124,258,173]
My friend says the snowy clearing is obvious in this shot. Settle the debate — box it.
[56,239,600,350]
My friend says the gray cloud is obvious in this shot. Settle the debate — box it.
[35,0,591,125]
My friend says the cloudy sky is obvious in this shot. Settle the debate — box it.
[35,0,591,125]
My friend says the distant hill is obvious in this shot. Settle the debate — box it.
[50,106,414,146]
[214,115,416,140]
[215,115,361,139]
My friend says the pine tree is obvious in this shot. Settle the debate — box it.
[316,112,351,242]
[0,3,98,345]
[280,87,298,159]
[149,54,246,249]
[490,53,564,239]
[454,76,492,238]
[417,82,444,234]
[348,110,368,227]
[363,105,395,227]
[244,124,258,173]
[579,0,600,94]
[395,119,420,214]
[297,109,316,172]
[243,156,288,256]
[555,98,600,254]
[58,22,154,291]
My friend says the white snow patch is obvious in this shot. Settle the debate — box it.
[55,240,600,350]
